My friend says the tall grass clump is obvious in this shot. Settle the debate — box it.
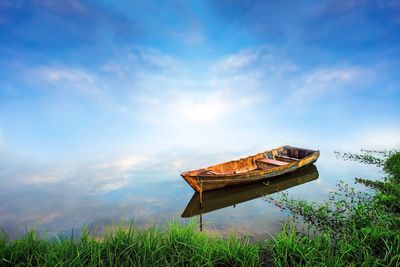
[265,149,400,266]
[0,221,260,266]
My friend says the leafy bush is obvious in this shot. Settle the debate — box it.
[384,152,400,181]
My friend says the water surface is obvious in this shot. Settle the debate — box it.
[0,149,382,239]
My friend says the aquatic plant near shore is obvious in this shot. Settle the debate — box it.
[265,149,400,266]
[0,221,260,266]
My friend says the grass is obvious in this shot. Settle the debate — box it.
[0,221,260,266]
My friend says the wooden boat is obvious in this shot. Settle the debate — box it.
[181,165,319,218]
[181,145,319,193]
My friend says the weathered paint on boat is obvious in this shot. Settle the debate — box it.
[181,145,320,192]
[181,165,319,217]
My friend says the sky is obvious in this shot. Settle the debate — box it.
[0,0,400,185]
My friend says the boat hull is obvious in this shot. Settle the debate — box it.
[181,145,320,192]
[182,165,319,217]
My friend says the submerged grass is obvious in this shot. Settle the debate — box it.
[0,221,260,266]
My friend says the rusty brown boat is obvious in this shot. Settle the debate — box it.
[181,165,319,218]
[181,145,320,193]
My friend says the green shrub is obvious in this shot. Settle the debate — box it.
[266,149,400,266]
[384,152,400,181]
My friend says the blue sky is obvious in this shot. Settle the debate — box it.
[1,0,400,182]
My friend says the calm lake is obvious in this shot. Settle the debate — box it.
[0,148,382,240]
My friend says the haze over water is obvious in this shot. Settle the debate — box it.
[0,1,399,238]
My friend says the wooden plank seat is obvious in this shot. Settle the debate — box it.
[275,155,300,162]
[255,158,289,171]
[256,158,289,166]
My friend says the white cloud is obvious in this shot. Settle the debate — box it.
[16,46,391,159]
[70,155,148,193]
[212,46,298,76]
[173,91,243,123]
[95,155,144,173]
[350,127,400,150]
[18,155,148,193]
[30,46,180,97]
[129,46,180,69]
[29,171,68,183]
[325,124,400,151]
[179,97,231,123]
[36,67,95,83]
[31,66,107,101]
[27,47,273,122]
[288,66,370,103]
[213,48,262,72]
[137,86,262,126]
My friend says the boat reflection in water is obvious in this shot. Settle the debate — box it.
[181,165,319,231]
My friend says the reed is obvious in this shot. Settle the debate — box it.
[0,221,260,266]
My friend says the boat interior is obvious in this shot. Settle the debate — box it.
[198,146,317,176]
